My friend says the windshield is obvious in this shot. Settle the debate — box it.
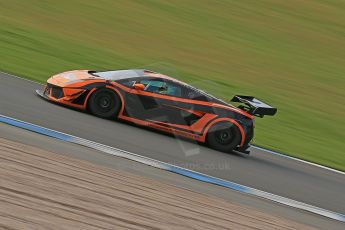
[91,69,144,80]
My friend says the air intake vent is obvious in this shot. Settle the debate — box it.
[51,86,64,99]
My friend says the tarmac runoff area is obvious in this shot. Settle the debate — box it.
[1,123,344,229]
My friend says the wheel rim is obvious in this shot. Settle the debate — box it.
[95,93,114,113]
[100,97,110,108]
[215,128,234,145]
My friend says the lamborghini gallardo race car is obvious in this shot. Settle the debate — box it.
[36,69,277,154]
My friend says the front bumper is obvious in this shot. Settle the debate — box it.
[36,84,89,111]
[35,89,50,101]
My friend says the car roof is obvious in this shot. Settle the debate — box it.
[92,69,175,81]
[91,69,233,107]
[92,69,145,80]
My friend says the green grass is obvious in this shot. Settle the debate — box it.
[1,0,344,170]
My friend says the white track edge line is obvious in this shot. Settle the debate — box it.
[1,114,345,222]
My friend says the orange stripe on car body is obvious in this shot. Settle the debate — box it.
[105,85,126,116]
[147,113,218,134]
[110,82,253,119]
[82,88,98,109]
[120,116,202,141]
[201,118,245,146]
[162,104,206,117]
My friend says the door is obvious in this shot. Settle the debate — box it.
[124,78,169,121]
[124,78,208,127]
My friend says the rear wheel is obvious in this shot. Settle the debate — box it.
[206,122,241,152]
[88,88,121,119]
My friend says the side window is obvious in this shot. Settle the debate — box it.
[119,80,135,88]
[117,79,136,88]
[140,79,165,93]
[138,79,182,97]
[165,81,182,97]
[183,86,210,102]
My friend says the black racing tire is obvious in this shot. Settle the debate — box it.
[206,122,241,152]
[88,88,121,119]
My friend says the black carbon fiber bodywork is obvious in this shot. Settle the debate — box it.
[72,90,90,105]
[64,78,255,145]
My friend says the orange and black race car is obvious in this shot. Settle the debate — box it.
[36,69,277,154]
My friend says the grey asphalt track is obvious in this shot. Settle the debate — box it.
[2,123,345,230]
[1,72,344,216]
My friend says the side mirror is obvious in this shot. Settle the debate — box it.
[133,83,145,90]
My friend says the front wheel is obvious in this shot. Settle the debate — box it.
[206,122,241,152]
[88,88,121,119]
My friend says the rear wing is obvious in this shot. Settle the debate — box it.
[231,95,277,117]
